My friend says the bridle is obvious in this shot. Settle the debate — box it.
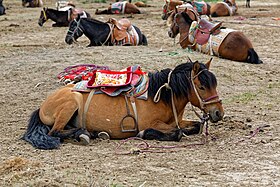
[190,69,222,112]
[42,8,47,20]
[66,19,83,41]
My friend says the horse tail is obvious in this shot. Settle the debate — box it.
[22,109,61,149]
[142,34,148,46]
[247,48,263,64]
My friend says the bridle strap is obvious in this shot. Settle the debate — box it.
[190,69,222,111]
[43,9,47,20]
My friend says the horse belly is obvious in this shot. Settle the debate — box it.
[85,94,171,139]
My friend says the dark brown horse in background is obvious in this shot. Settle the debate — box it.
[168,8,262,64]
[22,0,43,7]
[95,2,141,14]
[210,0,238,17]
[22,60,224,149]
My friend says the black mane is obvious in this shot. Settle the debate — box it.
[148,62,217,104]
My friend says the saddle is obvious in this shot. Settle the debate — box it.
[195,18,223,45]
[108,18,133,42]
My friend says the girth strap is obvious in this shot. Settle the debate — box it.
[82,89,95,129]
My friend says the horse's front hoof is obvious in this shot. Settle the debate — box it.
[79,134,90,145]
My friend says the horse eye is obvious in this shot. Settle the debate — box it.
[199,86,205,90]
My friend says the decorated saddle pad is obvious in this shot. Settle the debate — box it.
[111,2,126,14]
[57,64,109,85]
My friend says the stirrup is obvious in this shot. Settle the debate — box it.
[98,132,110,140]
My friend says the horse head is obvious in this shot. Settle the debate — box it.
[65,14,84,45]
[161,0,170,20]
[188,58,224,123]
[38,7,48,26]
[168,8,198,48]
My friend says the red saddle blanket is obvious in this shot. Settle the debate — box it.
[87,66,146,96]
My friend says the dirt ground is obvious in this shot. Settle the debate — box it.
[0,0,280,186]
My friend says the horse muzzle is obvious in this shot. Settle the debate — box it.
[162,14,168,20]
[168,30,176,38]
[65,36,74,45]
[208,108,224,123]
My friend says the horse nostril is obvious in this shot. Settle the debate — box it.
[215,110,223,119]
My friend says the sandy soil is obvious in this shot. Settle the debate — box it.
[0,0,280,186]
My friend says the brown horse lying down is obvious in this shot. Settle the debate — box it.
[22,59,224,149]
[210,0,238,17]
[95,2,141,14]
[22,0,43,7]
[168,8,262,64]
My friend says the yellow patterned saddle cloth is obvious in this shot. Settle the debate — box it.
[189,21,234,56]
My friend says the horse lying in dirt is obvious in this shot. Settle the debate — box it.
[95,2,141,14]
[210,0,238,17]
[168,8,262,64]
[22,59,224,149]
[65,15,148,46]
[38,7,90,27]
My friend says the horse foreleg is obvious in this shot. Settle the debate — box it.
[179,120,202,135]
[137,120,183,141]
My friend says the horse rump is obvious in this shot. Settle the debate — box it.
[22,109,61,149]
[247,48,263,64]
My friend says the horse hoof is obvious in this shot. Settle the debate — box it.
[79,134,90,145]
[98,132,110,140]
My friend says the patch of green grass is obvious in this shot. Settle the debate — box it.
[224,92,258,104]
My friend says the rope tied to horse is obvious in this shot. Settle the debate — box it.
[153,70,181,130]
[115,137,206,155]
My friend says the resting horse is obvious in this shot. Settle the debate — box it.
[22,0,43,7]
[210,0,238,17]
[95,2,141,14]
[38,7,90,27]
[168,8,262,64]
[65,15,148,46]
[22,59,224,149]
[162,0,211,20]
[0,0,5,15]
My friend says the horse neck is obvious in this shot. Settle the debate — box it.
[148,69,191,109]
[47,9,68,22]
[178,21,192,48]
[80,19,111,45]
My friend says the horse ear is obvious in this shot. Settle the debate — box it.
[193,61,200,75]
[205,58,213,70]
